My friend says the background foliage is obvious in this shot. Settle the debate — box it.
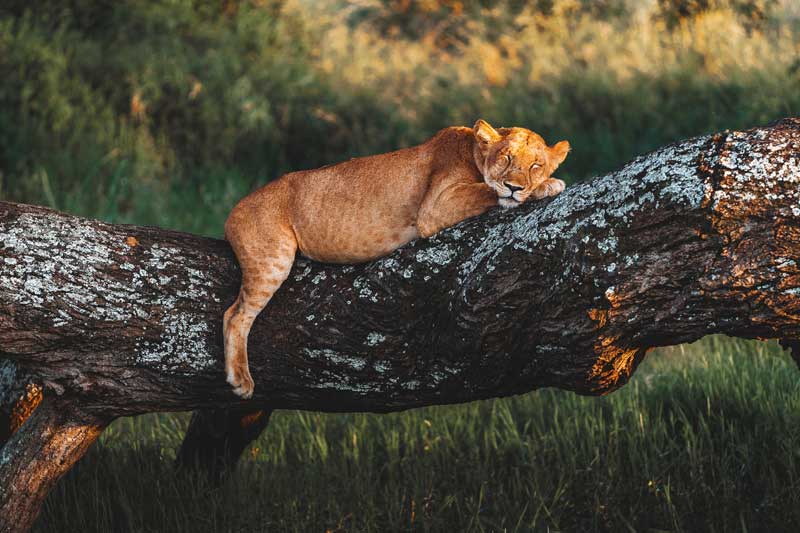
[2,1,799,531]
[1,0,799,234]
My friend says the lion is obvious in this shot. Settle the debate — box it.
[223,119,570,397]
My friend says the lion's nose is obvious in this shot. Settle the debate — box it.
[504,182,523,193]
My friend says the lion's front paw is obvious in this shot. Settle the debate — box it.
[533,178,566,200]
[227,364,255,399]
[546,178,566,196]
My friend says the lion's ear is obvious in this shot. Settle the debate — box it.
[473,119,500,146]
[548,140,571,167]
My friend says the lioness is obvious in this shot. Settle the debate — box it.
[224,119,570,398]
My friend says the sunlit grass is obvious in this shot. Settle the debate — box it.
[36,336,800,532]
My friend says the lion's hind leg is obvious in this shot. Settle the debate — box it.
[223,229,297,399]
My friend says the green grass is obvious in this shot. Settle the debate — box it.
[34,336,800,532]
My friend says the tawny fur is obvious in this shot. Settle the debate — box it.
[224,119,570,398]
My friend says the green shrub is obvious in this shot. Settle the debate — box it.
[0,1,392,228]
[1,0,798,236]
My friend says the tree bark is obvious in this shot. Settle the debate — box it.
[0,362,39,447]
[0,119,799,530]
[0,396,109,533]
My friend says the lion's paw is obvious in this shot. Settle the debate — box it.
[227,365,255,399]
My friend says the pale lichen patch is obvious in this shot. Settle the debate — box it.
[366,332,386,346]
[459,136,711,285]
[373,361,390,373]
[303,348,367,372]
[0,212,218,372]
[597,234,618,254]
[623,254,640,267]
[376,257,400,272]
[293,264,312,282]
[352,276,379,302]
[458,222,508,283]
[514,135,710,247]
[415,245,456,267]
[0,442,12,467]
[0,360,19,407]
[402,379,421,390]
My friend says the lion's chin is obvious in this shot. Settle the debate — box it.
[498,197,521,209]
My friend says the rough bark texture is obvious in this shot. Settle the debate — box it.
[0,361,38,446]
[2,120,798,415]
[0,383,41,445]
[0,119,799,531]
[0,397,109,533]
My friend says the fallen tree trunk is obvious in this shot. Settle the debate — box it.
[1,119,799,531]
[0,397,109,533]
[0,361,37,445]
[0,379,40,448]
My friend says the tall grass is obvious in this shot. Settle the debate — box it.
[1,0,799,235]
[34,336,800,532]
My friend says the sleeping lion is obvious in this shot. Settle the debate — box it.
[223,119,570,398]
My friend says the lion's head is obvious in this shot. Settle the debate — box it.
[472,119,570,207]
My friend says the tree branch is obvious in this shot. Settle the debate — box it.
[0,397,109,533]
[0,362,39,447]
[1,119,799,418]
[1,118,799,531]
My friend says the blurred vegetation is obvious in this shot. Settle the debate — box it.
[1,0,799,237]
[656,0,780,26]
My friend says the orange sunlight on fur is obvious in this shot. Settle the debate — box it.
[223,120,570,398]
